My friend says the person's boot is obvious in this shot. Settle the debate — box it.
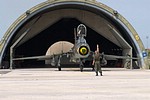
[96,72,98,76]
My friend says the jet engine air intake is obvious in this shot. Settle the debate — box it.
[79,45,89,56]
[76,43,90,58]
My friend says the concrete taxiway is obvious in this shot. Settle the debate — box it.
[0,68,150,100]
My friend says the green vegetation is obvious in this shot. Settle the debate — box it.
[146,49,150,69]
[146,49,150,58]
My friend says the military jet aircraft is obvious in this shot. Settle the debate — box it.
[13,24,139,71]
[13,24,92,71]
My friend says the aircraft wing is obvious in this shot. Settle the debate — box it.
[85,52,118,61]
[89,51,139,60]
[13,54,61,61]
[102,54,140,60]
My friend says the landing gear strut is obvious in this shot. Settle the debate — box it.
[79,60,84,72]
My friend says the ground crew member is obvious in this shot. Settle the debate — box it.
[92,44,102,76]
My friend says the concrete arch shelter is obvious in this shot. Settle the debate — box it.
[0,0,148,69]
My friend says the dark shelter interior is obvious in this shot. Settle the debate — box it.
[12,18,122,68]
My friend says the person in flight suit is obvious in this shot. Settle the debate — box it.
[92,44,102,76]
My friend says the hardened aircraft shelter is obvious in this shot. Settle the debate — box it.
[0,0,148,69]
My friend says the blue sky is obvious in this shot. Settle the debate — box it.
[0,0,150,48]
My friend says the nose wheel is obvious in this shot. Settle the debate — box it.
[80,66,83,72]
[58,66,61,71]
